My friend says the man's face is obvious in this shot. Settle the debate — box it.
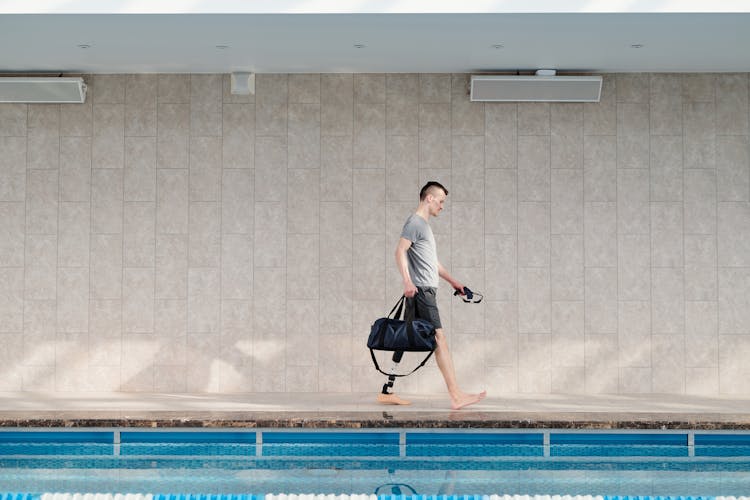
[427,190,446,217]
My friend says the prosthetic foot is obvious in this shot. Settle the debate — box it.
[377,351,411,405]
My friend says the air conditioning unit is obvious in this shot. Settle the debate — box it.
[470,74,602,102]
[0,77,88,103]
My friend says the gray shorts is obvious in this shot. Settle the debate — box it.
[407,287,442,329]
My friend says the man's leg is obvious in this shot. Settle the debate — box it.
[433,328,486,410]
[377,351,411,405]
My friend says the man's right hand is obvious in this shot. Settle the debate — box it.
[404,282,418,298]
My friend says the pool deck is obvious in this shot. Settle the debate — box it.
[3,392,750,430]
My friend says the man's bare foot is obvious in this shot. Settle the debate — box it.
[377,393,411,405]
[450,390,486,410]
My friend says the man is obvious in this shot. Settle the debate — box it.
[377,181,486,410]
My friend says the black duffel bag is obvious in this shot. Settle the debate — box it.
[367,295,436,376]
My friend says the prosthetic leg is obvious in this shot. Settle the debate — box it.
[376,350,411,405]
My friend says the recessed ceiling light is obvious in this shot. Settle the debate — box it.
[216,44,230,50]
[630,44,644,48]
[491,44,504,49]
[77,44,91,49]
[353,44,366,49]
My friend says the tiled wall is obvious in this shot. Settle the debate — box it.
[0,73,749,394]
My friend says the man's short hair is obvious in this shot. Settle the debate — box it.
[419,181,448,201]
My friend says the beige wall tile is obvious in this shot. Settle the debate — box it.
[288,169,320,234]
[255,136,287,202]
[0,104,27,136]
[0,202,25,267]
[551,234,584,301]
[90,299,122,338]
[485,169,516,234]
[321,74,353,137]
[0,137,27,202]
[617,74,649,103]
[386,135,419,202]
[92,104,124,169]
[93,75,125,104]
[91,168,123,234]
[652,335,685,393]
[124,202,155,268]
[617,169,650,235]
[716,74,749,135]
[585,202,617,268]
[485,235,517,302]
[718,267,750,334]
[189,136,221,201]
[27,105,60,170]
[155,235,188,299]
[188,202,220,268]
[652,268,685,334]
[222,169,254,234]
[187,268,220,334]
[289,103,321,169]
[354,74,385,103]
[717,135,750,202]
[221,234,253,300]
[650,136,683,202]
[254,202,286,268]
[420,103,451,170]
[420,74,451,104]
[518,135,550,202]
[551,169,583,234]
[551,103,583,169]
[519,268,550,334]
[451,135,484,201]
[518,202,550,268]
[585,334,619,393]
[57,267,89,333]
[518,103,550,136]
[320,202,353,268]
[25,235,57,301]
[651,202,684,267]
[287,234,320,300]
[123,268,154,333]
[718,202,750,267]
[584,136,617,201]
[584,76,616,135]
[353,103,386,169]
[91,234,122,299]
[685,169,717,235]
[26,169,58,235]
[222,104,254,169]
[321,136,352,202]
[124,137,156,201]
[585,267,617,334]
[60,101,92,137]
[386,74,418,136]
[485,103,517,169]
[719,335,750,394]
[618,234,650,301]
[0,268,24,333]
[158,74,191,104]
[518,333,551,392]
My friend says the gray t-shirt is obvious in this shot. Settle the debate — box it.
[400,213,439,288]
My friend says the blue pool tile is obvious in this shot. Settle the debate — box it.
[551,433,687,446]
[0,431,113,443]
[120,431,256,444]
[406,432,543,445]
[262,431,399,444]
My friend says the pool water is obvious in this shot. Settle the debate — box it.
[1,430,750,498]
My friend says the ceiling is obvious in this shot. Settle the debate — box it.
[1,12,749,74]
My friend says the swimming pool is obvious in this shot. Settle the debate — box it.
[2,429,750,499]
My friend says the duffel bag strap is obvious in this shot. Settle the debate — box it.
[388,295,406,319]
[369,348,434,377]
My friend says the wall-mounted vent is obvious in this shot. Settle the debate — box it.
[470,74,602,102]
[0,77,87,103]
